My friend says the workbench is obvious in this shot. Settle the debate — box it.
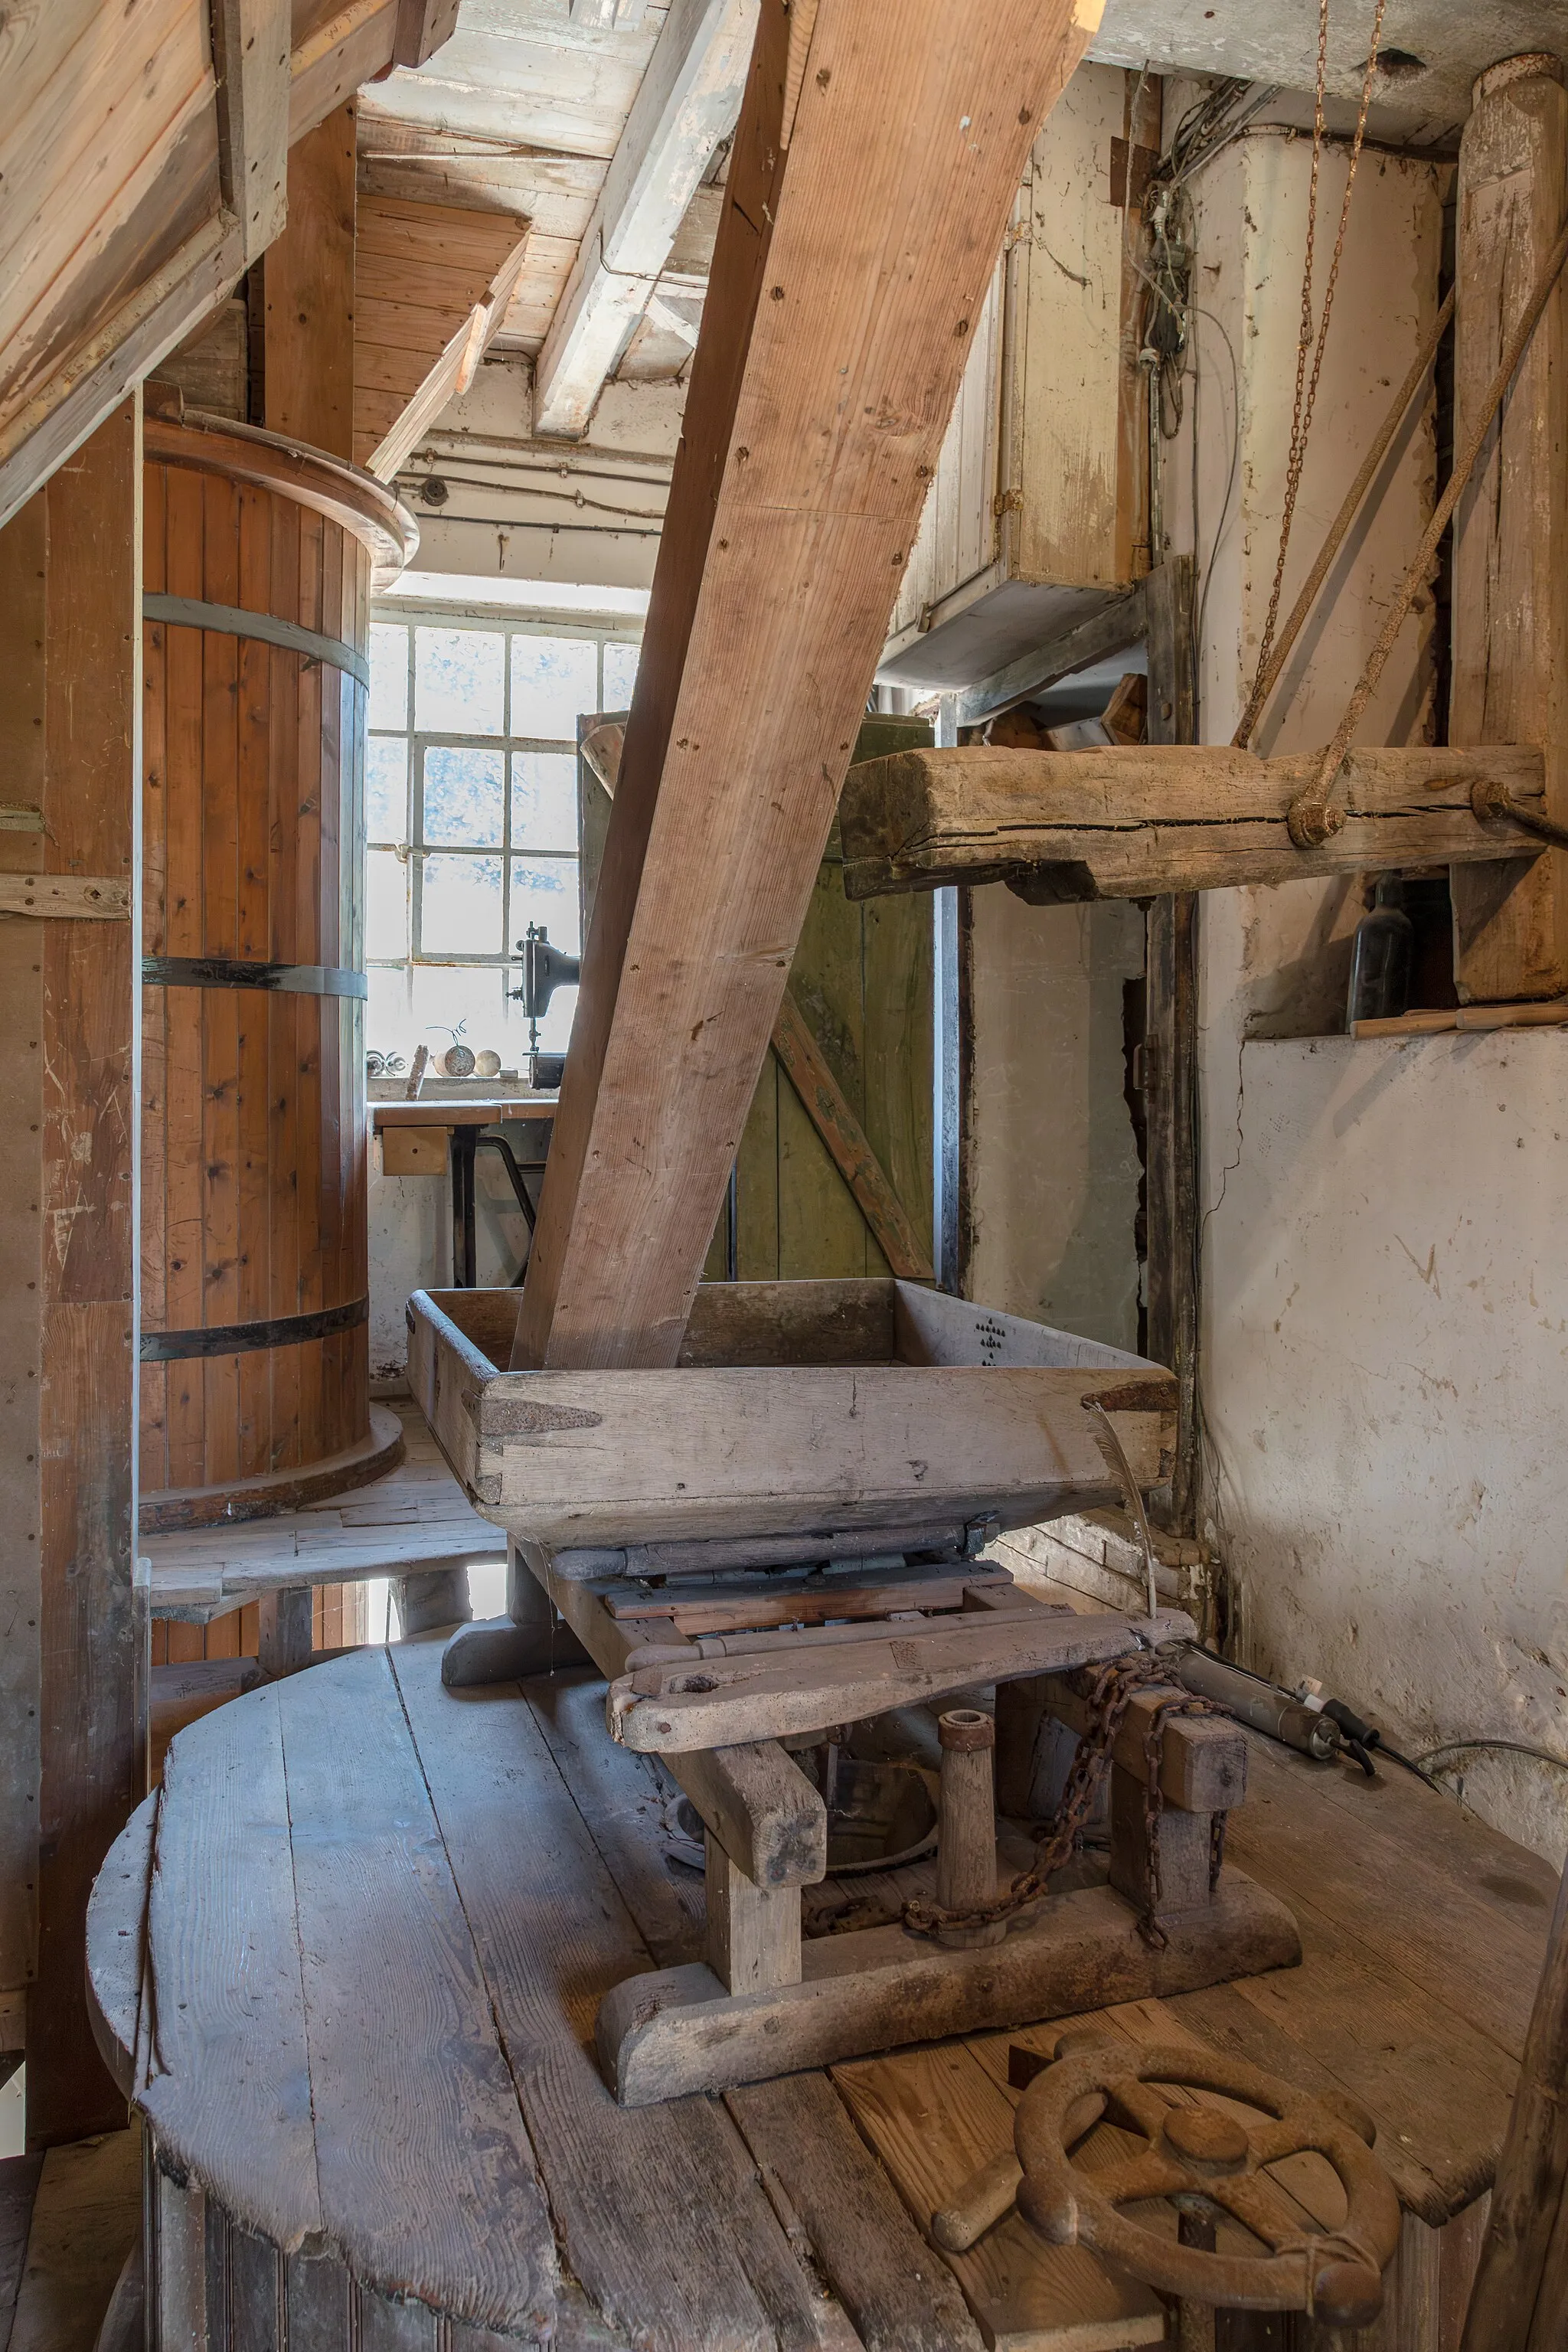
[374,1102,555,1289]
[89,1629,1551,2352]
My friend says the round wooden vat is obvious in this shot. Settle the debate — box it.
[139,416,416,1530]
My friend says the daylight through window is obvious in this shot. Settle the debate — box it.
[364,607,640,1071]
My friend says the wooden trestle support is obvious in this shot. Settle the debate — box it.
[412,1279,1300,2105]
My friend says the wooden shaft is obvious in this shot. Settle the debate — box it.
[936,1709,998,1916]
[1233,285,1454,750]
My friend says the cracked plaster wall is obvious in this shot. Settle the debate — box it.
[1171,119,1568,1860]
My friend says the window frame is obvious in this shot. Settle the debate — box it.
[365,602,640,982]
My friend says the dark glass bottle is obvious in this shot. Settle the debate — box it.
[1347,874,1414,1025]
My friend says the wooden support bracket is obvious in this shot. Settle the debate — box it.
[596,1871,1300,2105]
[840,743,1547,903]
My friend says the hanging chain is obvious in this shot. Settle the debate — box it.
[903,1657,1231,1947]
[1239,0,1390,750]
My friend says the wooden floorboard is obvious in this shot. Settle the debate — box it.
[139,1684,322,2239]
[389,1642,844,2352]
[145,1406,503,1621]
[5,2128,140,2352]
[276,1651,558,2340]
[0,2151,44,2350]
[1226,1739,1557,2061]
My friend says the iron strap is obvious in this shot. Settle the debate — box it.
[143,956,368,999]
[142,593,371,689]
[140,1296,368,1363]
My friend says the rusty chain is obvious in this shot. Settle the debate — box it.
[903,1655,1232,1945]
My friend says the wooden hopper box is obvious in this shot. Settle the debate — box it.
[405,1278,1177,1554]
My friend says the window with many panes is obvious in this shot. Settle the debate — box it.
[364,609,640,1070]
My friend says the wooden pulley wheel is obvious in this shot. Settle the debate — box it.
[1013,2042,1400,2325]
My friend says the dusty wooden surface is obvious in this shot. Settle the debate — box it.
[89,1630,1555,2350]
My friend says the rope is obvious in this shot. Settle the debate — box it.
[1244,0,1389,735]
[1233,284,1454,750]
[1288,209,1568,848]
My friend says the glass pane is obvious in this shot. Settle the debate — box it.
[366,965,411,1067]
[366,737,408,842]
[366,848,408,962]
[368,624,408,730]
[509,634,598,741]
[410,965,513,1067]
[420,853,503,956]
[415,626,505,735]
[602,639,639,709]
[511,752,577,854]
[511,858,580,957]
[423,745,505,845]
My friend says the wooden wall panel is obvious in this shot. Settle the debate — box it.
[0,493,48,2008]
[28,397,142,2146]
[264,105,358,461]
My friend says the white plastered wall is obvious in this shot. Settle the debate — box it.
[1174,126,1568,1862]
[965,892,1145,1352]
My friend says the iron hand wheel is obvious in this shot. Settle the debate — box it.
[1014,2042,1400,2325]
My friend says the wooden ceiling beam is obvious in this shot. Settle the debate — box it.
[514,0,1098,1371]
[838,742,1550,902]
[532,0,758,439]
[212,0,292,263]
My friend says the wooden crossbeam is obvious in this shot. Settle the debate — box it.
[839,742,1547,903]
[534,0,758,439]
[516,0,1097,1371]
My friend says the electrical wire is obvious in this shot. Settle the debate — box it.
[1416,1738,1568,1778]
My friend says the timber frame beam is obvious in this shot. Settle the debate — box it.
[839,743,1550,904]
[0,0,463,534]
[518,0,1101,1372]
[533,0,759,439]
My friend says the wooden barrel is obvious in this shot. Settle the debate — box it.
[139,414,416,1531]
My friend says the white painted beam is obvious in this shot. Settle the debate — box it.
[533,0,756,439]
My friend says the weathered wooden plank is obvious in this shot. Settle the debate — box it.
[833,2040,1165,2351]
[277,1650,558,2335]
[597,1871,1298,2105]
[387,1640,841,2352]
[839,742,1549,902]
[534,1553,828,1886]
[609,1607,1194,1755]
[1450,55,1568,1004]
[139,1687,322,2241]
[29,399,141,2146]
[725,2073,986,2352]
[516,0,1098,1371]
[462,1360,1171,1552]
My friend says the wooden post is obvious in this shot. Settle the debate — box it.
[935,1707,1004,1949]
[263,102,358,460]
[704,1835,801,1994]
[1144,557,1200,1534]
[515,0,1099,1372]
[1450,55,1568,1004]
[6,400,142,2145]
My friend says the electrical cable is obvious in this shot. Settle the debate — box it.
[1416,1738,1568,1778]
